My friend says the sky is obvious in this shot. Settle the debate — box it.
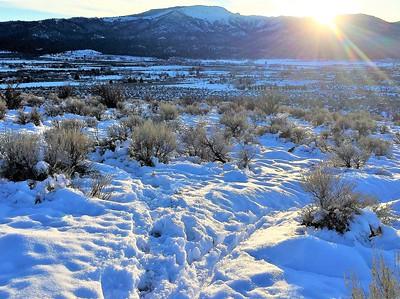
[0,0,399,22]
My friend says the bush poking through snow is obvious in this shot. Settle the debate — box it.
[220,111,249,138]
[16,109,29,125]
[29,107,42,126]
[256,93,281,116]
[0,132,41,181]
[57,85,74,99]
[93,84,125,108]
[0,83,22,109]
[237,144,256,169]
[0,100,6,119]
[301,166,365,233]
[181,123,208,159]
[348,255,400,299]
[130,121,176,166]
[358,137,392,157]
[45,125,92,174]
[201,129,231,163]
[159,103,179,121]
[332,141,370,169]
[394,133,400,144]
[89,174,113,201]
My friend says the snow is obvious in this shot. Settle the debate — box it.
[0,92,399,298]
[104,5,245,24]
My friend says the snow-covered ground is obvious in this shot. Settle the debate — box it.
[0,100,399,299]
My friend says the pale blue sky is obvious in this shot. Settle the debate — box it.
[0,0,398,22]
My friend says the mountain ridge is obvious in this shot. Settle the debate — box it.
[0,5,399,59]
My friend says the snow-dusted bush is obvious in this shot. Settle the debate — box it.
[237,144,256,169]
[44,101,64,117]
[93,84,125,108]
[16,109,29,125]
[105,124,130,151]
[120,114,144,135]
[358,137,392,157]
[184,103,208,115]
[256,93,281,116]
[64,97,105,120]
[89,173,113,201]
[332,141,370,169]
[268,116,289,134]
[130,121,176,166]
[350,111,377,136]
[181,123,208,159]
[181,124,232,163]
[159,103,179,121]
[45,125,92,174]
[220,111,249,138]
[0,100,7,119]
[306,108,332,126]
[57,85,74,99]
[348,255,400,299]
[0,131,41,181]
[200,129,231,163]
[280,126,310,145]
[29,107,42,126]
[394,133,400,145]
[301,166,365,233]
[0,83,22,109]
[53,119,86,131]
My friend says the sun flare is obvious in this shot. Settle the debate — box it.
[313,13,337,28]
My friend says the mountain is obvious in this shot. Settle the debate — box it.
[0,5,399,59]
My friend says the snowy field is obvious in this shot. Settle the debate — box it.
[0,51,399,298]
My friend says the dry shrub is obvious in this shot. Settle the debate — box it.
[256,93,282,116]
[181,124,231,163]
[0,83,22,109]
[57,85,74,99]
[359,137,392,157]
[64,97,105,119]
[268,116,289,134]
[348,255,400,299]
[45,124,92,174]
[394,133,400,145]
[181,123,208,159]
[220,110,249,138]
[306,108,332,126]
[16,109,29,125]
[237,144,256,169]
[105,124,130,151]
[287,127,310,144]
[0,100,6,119]
[349,111,377,136]
[159,103,179,121]
[29,107,42,126]
[53,119,86,131]
[201,128,231,163]
[89,173,113,201]
[130,121,176,166]
[302,166,366,233]
[44,102,64,117]
[332,141,370,169]
[121,114,144,135]
[184,103,208,115]
[0,132,41,181]
[93,84,125,108]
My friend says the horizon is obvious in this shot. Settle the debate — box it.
[0,1,399,23]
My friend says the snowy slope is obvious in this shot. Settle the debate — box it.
[104,5,253,24]
[0,106,399,298]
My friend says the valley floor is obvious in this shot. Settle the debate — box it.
[0,108,399,299]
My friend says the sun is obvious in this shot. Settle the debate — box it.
[313,13,337,28]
